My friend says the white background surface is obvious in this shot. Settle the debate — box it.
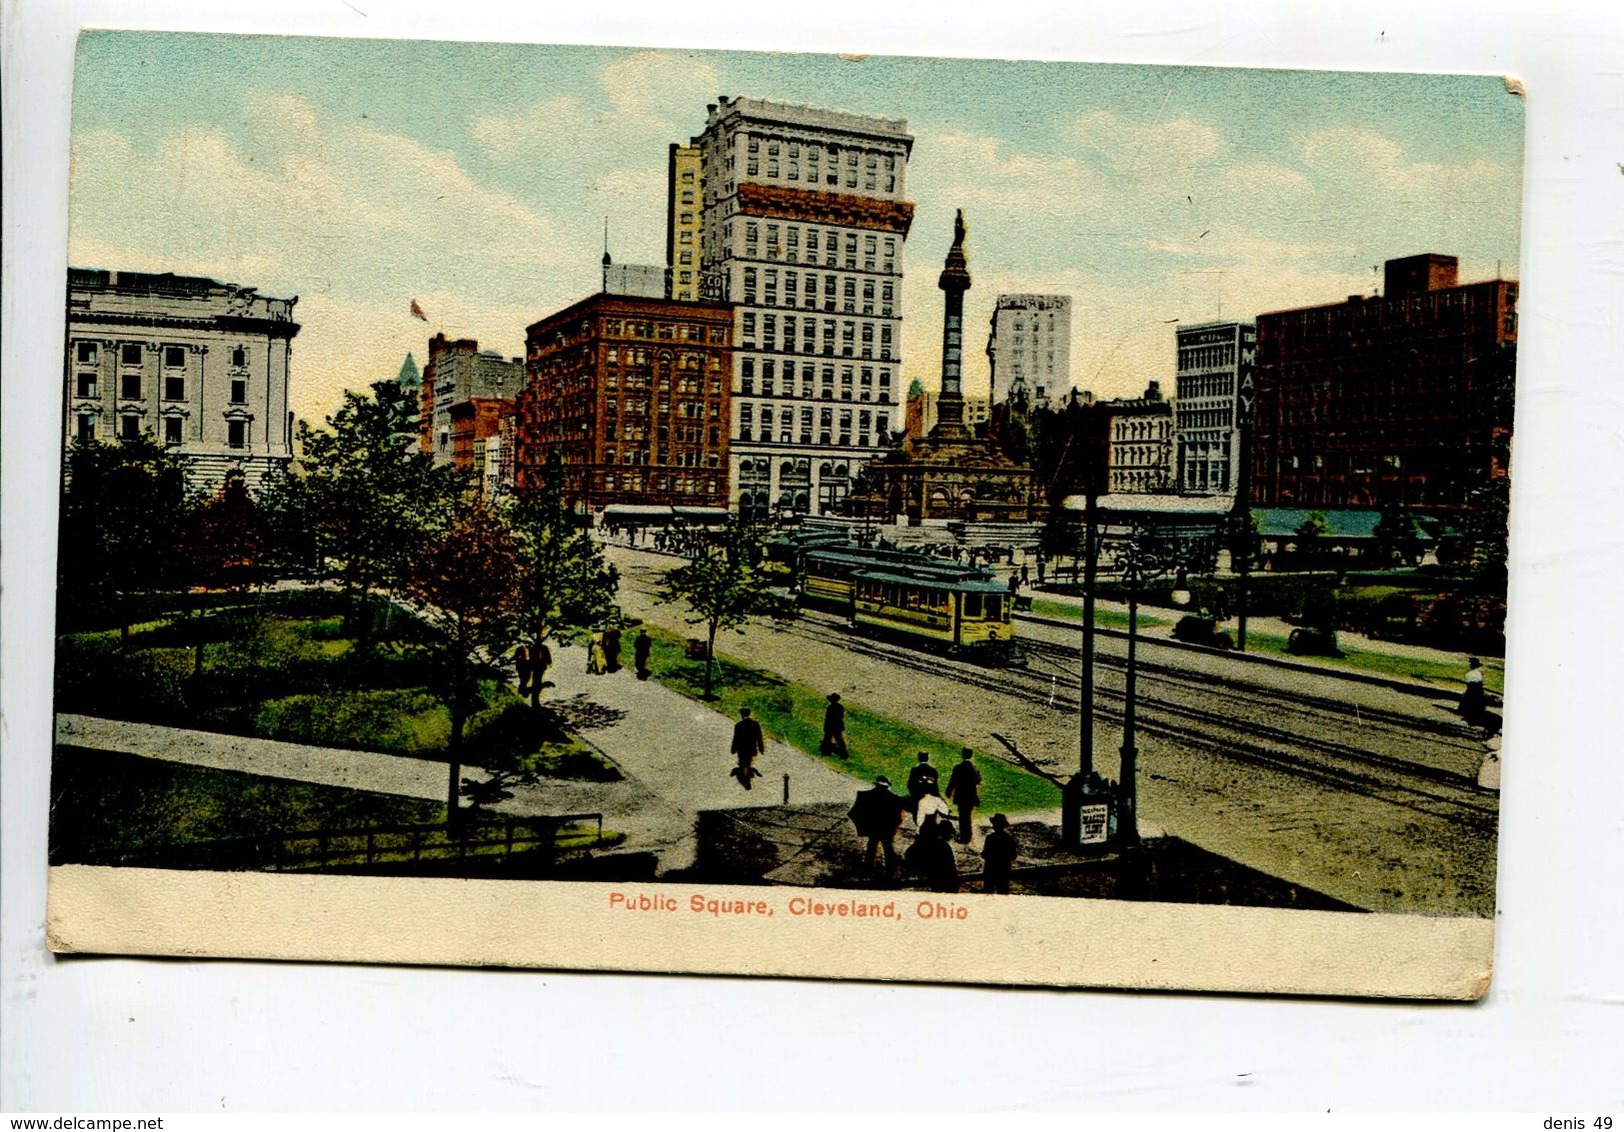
[4,0,1621,1112]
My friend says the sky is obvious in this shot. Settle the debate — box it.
[67,32,1525,427]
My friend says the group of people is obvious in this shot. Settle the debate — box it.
[516,627,653,689]
[848,750,1019,894]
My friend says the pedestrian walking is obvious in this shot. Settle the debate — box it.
[1459,656,1487,725]
[822,692,849,759]
[532,641,552,691]
[730,707,766,790]
[906,751,940,818]
[946,747,982,845]
[981,813,1019,894]
[633,628,652,680]
[849,775,908,880]
[513,643,532,694]
[587,630,608,675]
[603,625,623,673]
[1020,563,1030,586]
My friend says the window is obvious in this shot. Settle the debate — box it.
[231,378,248,404]
[121,372,141,400]
[164,346,186,368]
[164,416,182,445]
[76,414,94,444]
[121,343,142,367]
[231,346,246,367]
[76,373,96,398]
[76,341,98,365]
[120,414,141,441]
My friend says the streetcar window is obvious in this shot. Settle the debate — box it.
[985,595,1003,621]
[963,592,983,619]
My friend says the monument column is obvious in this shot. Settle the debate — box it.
[932,209,972,440]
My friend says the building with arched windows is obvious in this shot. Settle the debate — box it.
[64,268,298,492]
[516,292,734,511]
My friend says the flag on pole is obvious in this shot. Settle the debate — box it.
[410,298,428,321]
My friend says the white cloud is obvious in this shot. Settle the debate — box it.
[1073,110,1223,176]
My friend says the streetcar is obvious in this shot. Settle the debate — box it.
[799,545,1022,665]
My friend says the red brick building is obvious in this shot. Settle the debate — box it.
[1252,253,1517,514]
[517,293,734,510]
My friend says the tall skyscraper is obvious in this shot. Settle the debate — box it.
[666,144,704,301]
[986,294,1072,407]
[692,95,914,517]
[1173,319,1255,495]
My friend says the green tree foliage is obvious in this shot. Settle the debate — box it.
[1465,476,1511,592]
[1295,510,1329,568]
[1372,502,1424,568]
[402,501,520,819]
[657,516,790,699]
[58,436,191,645]
[509,451,620,709]
[295,381,462,644]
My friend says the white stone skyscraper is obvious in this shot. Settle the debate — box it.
[986,293,1072,407]
[692,96,914,517]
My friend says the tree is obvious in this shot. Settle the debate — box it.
[1295,510,1329,569]
[1372,502,1423,568]
[1464,476,1511,593]
[175,469,268,677]
[296,381,462,645]
[509,451,620,710]
[402,501,521,821]
[657,516,789,699]
[58,436,191,646]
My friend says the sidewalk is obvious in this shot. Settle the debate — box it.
[543,641,865,812]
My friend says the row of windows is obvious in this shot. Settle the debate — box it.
[738,313,894,359]
[740,267,896,312]
[1178,373,1235,400]
[1178,343,1237,372]
[739,359,894,399]
[728,221,899,273]
[75,413,250,448]
[1176,407,1234,430]
[74,372,250,403]
[1111,445,1170,466]
[597,319,727,344]
[734,132,902,194]
[602,448,721,467]
[75,341,252,369]
[600,472,721,496]
[1113,419,1169,441]
[737,457,852,480]
[738,404,886,430]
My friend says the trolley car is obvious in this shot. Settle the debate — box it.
[799,545,1021,664]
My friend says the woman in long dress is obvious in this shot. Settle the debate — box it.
[587,630,608,675]
[1458,656,1486,724]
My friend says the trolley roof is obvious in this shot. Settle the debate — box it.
[852,569,1011,594]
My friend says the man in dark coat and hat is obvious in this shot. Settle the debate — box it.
[822,692,849,759]
[906,751,941,819]
[946,747,982,845]
[981,814,1019,894]
[729,707,765,789]
[849,775,907,880]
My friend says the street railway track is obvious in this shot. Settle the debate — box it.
[785,610,1499,828]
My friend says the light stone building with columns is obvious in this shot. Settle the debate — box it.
[64,268,299,492]
[689,96,914,517]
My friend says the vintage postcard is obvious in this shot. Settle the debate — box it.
[45,31,1520,998]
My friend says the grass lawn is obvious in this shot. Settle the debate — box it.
[55,591,617,779]
[1026,596,1168,631]
[639,625,1060,815]
[1240,629,1506,694]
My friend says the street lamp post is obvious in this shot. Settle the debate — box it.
[1062,489,1100,848]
